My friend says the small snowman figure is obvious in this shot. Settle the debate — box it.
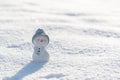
[32,29,49,62]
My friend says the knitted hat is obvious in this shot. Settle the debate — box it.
[35,29,45,35]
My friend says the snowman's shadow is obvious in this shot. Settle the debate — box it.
[5,61,46,80]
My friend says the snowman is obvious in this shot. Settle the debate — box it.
[32,29,49,62]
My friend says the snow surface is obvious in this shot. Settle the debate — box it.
[0,0,120,80]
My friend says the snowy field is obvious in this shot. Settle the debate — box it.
[0,0,120,80]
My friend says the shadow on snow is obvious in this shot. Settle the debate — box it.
[4,61,46,80]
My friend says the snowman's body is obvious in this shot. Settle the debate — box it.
[33,46,49,62]
[32,29,49,62]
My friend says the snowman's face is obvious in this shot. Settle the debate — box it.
[33,35,49,47]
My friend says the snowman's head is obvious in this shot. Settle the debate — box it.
[32,29,49,47]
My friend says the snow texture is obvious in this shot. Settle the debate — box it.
[0,0,120,80]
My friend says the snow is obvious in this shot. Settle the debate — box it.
[0,0,120,80]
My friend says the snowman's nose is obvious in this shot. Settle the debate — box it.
[39,39,45,44]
